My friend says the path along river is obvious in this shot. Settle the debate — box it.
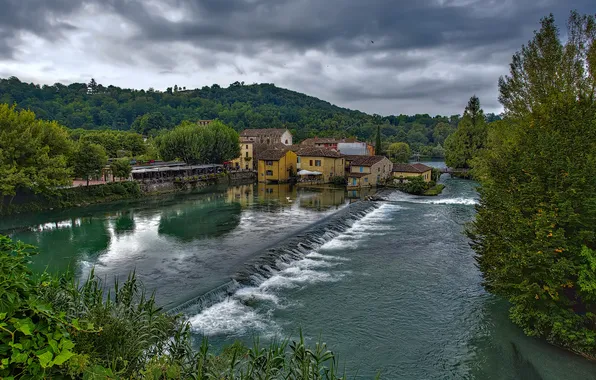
[2,166,596,379]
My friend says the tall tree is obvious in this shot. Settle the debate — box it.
[444,95,487,168]
[470,12,596,357]
[110,158,132,181]
[0,104,73,211]
[387,142,411,163]
[375,125,382,155]
[72,141,108,186]
[157,120,240,164]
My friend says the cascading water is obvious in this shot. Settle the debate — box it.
[170,200,381,317]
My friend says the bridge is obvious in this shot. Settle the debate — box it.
[440,167,470,175]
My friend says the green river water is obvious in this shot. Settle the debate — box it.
[2,165,595,379]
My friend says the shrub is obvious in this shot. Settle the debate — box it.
[330,176,347,186]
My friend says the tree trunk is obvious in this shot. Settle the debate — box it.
[86,176,90,187]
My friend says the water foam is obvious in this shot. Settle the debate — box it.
[387,192,478,205]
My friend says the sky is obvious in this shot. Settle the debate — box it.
[0,0,593,116]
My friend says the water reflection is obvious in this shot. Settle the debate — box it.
[4,183,353,307]
[158,201,242,242]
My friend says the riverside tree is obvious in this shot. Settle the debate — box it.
[72,140,108,186]
[0,104,73,211]
[387,142,411,163]
[470,12,596,357]
[110,158,132,181]
[157,120,240,164]
[444,95,487,169]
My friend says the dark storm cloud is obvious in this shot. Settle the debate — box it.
[0,0,86,58]
[0,0,594,114]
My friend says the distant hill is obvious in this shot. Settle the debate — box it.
[0,76,499,154]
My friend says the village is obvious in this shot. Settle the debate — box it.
[123,123,435,193]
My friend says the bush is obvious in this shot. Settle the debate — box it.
[395,176,428,195]
[331,176,347,186]
[0,235,355,379]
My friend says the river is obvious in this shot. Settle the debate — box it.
[2,167,595,379]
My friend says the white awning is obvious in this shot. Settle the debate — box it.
[298,170,323,176]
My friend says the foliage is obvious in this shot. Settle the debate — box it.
[431,168,442,182]
[0,235,80,378]
[69,129,147,158]
[0,104,73,211]
[375,125,382,155]
[470,11,596,358]
[110,158,132,181]
[330,176,347,186]
[444,96,488,169]
[72,140,108,185]
[422,184,445,196]
[157,120,240,164]
[0,235,356,379]
[0,77,468,148]
[387,142,411,163]
[394,176,429,195]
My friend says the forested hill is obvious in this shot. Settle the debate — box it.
[0,76,498,152]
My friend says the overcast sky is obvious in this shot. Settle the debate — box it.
[0,1,592,116]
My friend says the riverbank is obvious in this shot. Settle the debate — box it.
[0,171,257,216]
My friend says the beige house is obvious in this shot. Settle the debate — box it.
[240,128,293,146]
[231,138,254,170]
[347,156,393,188]
[392,163,433,183]
[296,147,344,183]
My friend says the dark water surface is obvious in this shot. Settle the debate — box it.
[3,168,596,379]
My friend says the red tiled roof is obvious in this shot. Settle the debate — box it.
[240,128,288,137]
[301,137,357,145]
[349,155,388,166]
[392,163,432,173]
[295,147,343,158]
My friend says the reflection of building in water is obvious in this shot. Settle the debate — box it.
[299,188,346,210]
[226,185,255,207]
[257,183,297,204]
[346,187,376,200]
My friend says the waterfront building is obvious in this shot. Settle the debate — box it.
[392,163,433,183]
[257,149,297,183]
[346,156,393,188]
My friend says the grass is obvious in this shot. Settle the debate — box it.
[422,184,445,196]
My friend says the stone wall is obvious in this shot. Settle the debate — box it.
[140,171,256,194]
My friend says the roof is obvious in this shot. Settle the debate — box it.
[259,148,293,161]
[301,137,356,145]
[349,155,388,167]
[347,173,369,178]
[392,163,432,173]
[240,128,288,137]
[295,146,343,158]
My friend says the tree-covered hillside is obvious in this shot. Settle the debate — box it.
[0,76,500,155]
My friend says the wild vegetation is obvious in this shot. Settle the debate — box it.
[0,76,504,158]
[444,96,488,169]
[0,235,351,379]
[470,12,596,358]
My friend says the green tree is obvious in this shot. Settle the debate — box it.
[375,125,382,155]
[0,104,73,211]
[72,141,108,186]
[387,142,411,163]
[470,12,596,357]
[110,158,132,181]
[432,122,455,145]
[157,120,240,164]
[444,95,487,169]
[132,112,168,136]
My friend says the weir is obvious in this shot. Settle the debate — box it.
[168,200,380,316]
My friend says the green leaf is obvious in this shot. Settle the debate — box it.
[0,313,6,320]
[37,351,53,368]
[15,318,34,336]
[52,350,74,366]
[60,338,75,351]
[48,338,58,353]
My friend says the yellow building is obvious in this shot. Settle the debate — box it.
[347,155,393,188]
[231,138,254,170]
[258,149,297,183]
[392,163,433,183]
[296,147,344,183]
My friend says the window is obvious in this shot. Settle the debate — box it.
[266,188,273,194]
[266,161,273,166]
[266,170,273,176]
[310,160,313,166]
[245,145,248,149]
[267,138,271,144]
[315,160,321,167]
[245,151,249,157]
[364,177,368,183]
[285,139,289,144]
[359,166,363,173]
[297,157,301,163]
[378,167,380,173]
